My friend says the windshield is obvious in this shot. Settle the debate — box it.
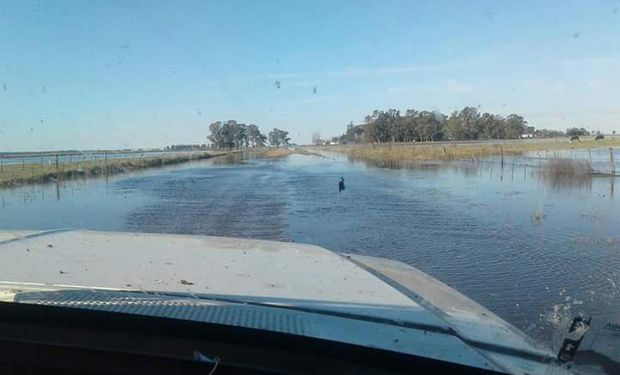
[0,1,618,372]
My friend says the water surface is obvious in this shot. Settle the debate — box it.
[0,150,618,348]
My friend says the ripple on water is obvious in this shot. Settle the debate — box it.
[3,155,615,349]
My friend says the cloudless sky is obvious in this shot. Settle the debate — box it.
[1,0,619,150]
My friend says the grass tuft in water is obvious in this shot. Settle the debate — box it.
[540,158,593,178]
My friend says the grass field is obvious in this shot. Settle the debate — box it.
[256,148,294,158]
[324,138,620,164]
[0,151,223,188]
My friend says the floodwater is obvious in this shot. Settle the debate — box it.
[0,149,618,349]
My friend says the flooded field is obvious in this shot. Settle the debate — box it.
[0,150,618,348]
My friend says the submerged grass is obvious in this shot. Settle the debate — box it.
[538,157,597,190]
[0,152,222,188]
[540,158,593,178]
[327,139,620,164]
[258,148,294,158]
[249,148,328,158]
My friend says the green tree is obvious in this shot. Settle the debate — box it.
[458,107,480,140]
[268,128,290,147]
[219,121,235,149]
[364,110,389,143]
[208,121,223,148]
[339,106,530,143]
[246,124,266,147]
[227,121,247,149]
[416,111,444,141]
[504,114,526,139]
[444,111,463,140]
[209,121,268,149]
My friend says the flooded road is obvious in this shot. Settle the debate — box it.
[0,150,618,348]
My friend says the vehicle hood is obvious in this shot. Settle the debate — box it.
[0,229,568,374]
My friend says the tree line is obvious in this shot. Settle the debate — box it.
[329,106,587,144]
[208,121,290,149]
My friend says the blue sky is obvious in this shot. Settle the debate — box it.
[1,0,619,150]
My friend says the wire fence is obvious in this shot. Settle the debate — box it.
[0,150,208,171]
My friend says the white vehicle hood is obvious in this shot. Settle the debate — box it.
[0,229,569,374]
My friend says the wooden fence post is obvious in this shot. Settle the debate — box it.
[500,146,504,168]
